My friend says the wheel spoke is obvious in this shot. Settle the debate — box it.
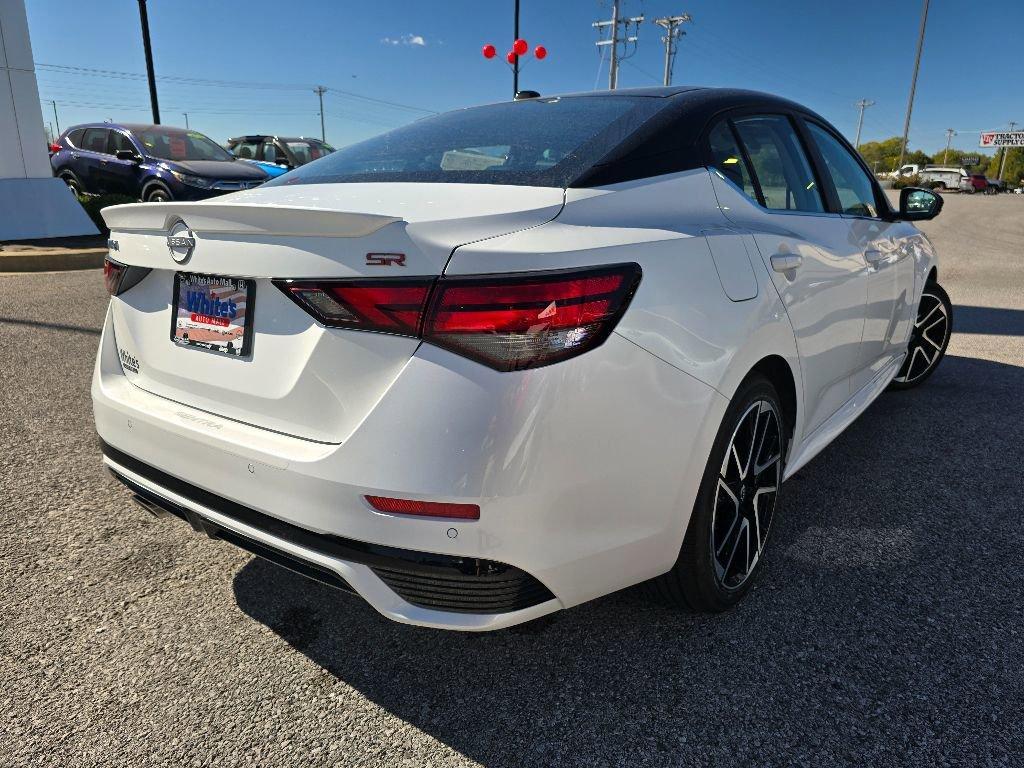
[915,299,940,329]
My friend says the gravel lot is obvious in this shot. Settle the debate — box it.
[2,193,1022,767]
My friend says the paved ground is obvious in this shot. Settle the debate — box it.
[2,194,1022,767]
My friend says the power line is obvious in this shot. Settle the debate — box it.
[34,62,436,115]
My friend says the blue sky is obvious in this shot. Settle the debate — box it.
[26,0,1022,155]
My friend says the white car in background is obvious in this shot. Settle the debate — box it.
[94,87,951,631]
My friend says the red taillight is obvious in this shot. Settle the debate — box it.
[103,257,126,296]
[424,264,641,371]
[273,263,641,371]
[276,278,434,335]
[49,142,62,154]
[365,495,480,520]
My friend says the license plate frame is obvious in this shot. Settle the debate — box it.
[170,272,256,357]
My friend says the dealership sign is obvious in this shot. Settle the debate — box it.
[980,131,1024,148]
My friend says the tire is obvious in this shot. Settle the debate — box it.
[59,172,83,195]
[890,281,952,390]
[143,182,172,202]
[652,374,786,612]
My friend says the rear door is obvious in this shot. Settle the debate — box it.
[707,114,867,434]
[800,119,913,393]
[103,129,142,197]
[78,127,112,193]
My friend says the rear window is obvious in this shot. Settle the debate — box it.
[266,96,665,188]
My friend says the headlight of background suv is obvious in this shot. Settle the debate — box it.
[169,170,215,188]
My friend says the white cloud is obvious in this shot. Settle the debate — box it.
[381,33,426,46]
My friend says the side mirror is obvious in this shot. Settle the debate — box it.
[899,187,942,221]
[116,149,141,163]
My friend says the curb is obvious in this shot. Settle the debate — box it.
[0,249,107,273]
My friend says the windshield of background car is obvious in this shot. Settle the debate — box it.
[265,96,666,188]
[285,140,333,165]
[135,128,234,162]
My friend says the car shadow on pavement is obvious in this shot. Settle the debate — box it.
[232,352,1024,766]
[948,305,1024,336]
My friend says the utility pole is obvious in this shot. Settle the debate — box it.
[594,1,643,90]
[654,14,692,86]
[854,99,874,150]
[998,120,1018,182]
[897,0,929,170]
[51,100,60,135]
[137,0,160,124]
[183,112,189,129]
[314,86,327,142]
[943,128,955,164]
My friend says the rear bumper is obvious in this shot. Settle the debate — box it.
[92,304,727,629]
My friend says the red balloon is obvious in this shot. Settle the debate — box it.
[506,50,516,64]
[534,45,547,60]
[513,38,528,56]
[482,44,496,59]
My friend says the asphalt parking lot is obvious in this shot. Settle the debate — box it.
[2,193,1023,767]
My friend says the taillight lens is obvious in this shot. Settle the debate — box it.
[49,142,62,154]
[273,263,641,371]
[103,257,126,296]
[424,264,641,371]
[276,278,434,335]
[103,257,150,296]
[365,495,480,520]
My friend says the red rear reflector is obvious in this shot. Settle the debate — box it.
[424,264,641,371]
[103,257,126,296]
[276,278,434,335]
[365,495,480,520]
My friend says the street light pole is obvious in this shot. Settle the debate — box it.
[183,112,189,129]
[137,0,161,124]
[897,0,929,170]
[513,0,520,97]
[51,100,60,135]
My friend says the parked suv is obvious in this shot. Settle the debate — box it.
[226,135,335,177]
[51,123,267,201]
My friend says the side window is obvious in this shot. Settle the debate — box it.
[707,121,759,203]
[805,122,879,218]
[108,131,136,155]
[732,115,824,213]
[82,128,111,155]
[261,142,280,163]
[232,140,259,160]
[67,128,86,148]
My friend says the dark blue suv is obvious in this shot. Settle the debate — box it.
[50,123,267,202]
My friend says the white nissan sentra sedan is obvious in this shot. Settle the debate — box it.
[94,87,951,631]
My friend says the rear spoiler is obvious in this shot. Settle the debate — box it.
[101,202,401,238]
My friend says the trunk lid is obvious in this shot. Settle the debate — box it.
[102,183,564,443]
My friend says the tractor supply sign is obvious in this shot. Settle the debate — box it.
[980,131,1024,148]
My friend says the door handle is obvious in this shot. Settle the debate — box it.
[770,253,803,273]
[864,249,884,266]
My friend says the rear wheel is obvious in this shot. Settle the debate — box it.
[890,282,952,389]
[653,374,785,612]
[59,171,83,195]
